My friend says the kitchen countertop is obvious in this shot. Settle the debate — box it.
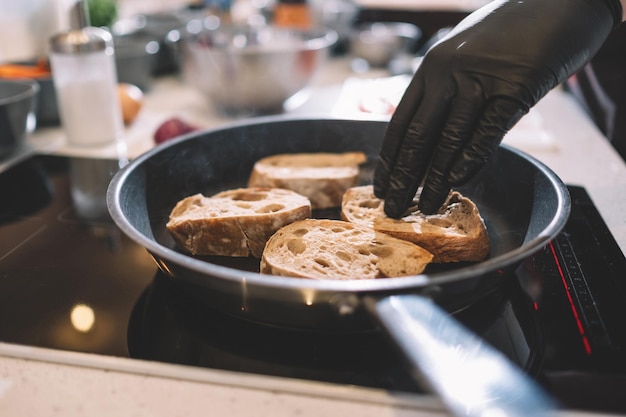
[1,56,626,416]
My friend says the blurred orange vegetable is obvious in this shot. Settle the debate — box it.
[118,83,144,125]
[0,60,51,79]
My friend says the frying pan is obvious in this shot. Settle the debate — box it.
[107,117,569,416]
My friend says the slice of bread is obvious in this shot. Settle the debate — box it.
[260,219,433,279]
[341,185,489,263]
[166,187,311,258]
[247,152,367,210]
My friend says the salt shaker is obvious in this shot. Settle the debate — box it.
[48,1,124,147]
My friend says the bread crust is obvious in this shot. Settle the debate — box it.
[341,185,490,263]
[248,152,367,209]
[260,219,433,279]
[166,188,311,257]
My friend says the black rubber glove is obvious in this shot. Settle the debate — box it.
[374,0,622,217]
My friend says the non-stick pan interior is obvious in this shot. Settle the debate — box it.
[121,117,564,262]
[108,117,569,329]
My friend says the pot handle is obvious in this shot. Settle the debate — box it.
[364,294,557,417]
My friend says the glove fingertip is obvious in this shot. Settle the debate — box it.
[418,190,449,215]
[373,184,386,199]
[417,199,438,215]
[383,197,404,219]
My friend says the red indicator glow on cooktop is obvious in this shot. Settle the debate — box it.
[549,241,593,355]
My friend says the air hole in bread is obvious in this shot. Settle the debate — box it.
[357,247,370,256]
[256,203,285,213]
[231,191,267,201]
[426,218,454,228]
[235,202,252,209]
[314,258,330,268]
[336,251,351,262]
[331,227,347,233]
[292,228,309,236]
[359,200,380,209]
[287,238,306,255]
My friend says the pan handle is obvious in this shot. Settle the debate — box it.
[364,294,558,417]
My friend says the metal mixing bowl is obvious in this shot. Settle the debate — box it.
[113,12,189,76]
[309,0,360,52]
[0,79,38,159]
[350,22,421,68]
[175,22,337,115]
[34,76,60,127]
[114,35,160,91]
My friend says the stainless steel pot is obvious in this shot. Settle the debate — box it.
[174,24,337,115]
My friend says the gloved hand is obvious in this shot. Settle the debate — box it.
[374,0,622,217]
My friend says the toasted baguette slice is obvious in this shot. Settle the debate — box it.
[260,219,433,280]
[247,152,367,209]
[166,187,311,258]
[341,185,489,263]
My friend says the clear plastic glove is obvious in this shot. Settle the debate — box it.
[374,0,622,217]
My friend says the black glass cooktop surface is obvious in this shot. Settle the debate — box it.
[1,154,625,413]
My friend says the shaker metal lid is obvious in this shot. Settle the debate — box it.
[49,27,113,54]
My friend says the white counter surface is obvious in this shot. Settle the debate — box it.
[2,57,626,416]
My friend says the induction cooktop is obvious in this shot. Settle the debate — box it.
[1,154,625,413]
